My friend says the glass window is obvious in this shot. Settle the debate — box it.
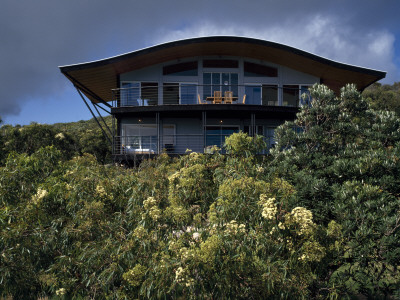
[163,61,198,76]
[141,82,158,106]
[121,82,158,106]
[212,73,221,95]
[230,73,238,97]
[203,73,211,98]
[245,86,261,105]
[300,85,312,106]
[162,125,175,146]
[121,124,157,151]
[203,73,239,98]
[283,85,299,107]
[206,126,239,148]
[122,124,175,152]
[180,84,197,104]
[265,127,276,148]
[203,59,238,68]
[244,61,278,77]
[163,83,179,105]
[121,82,140,106]
[262,85,278,106]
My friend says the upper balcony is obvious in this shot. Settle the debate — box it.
[111,84,311,110]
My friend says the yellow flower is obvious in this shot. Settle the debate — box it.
[143,196,157,210]
[290,207,315,235]
[261,197,277,220]
[56,288,66,296]
[298,240,326,262]
[123,264,147,287]
[95,185,107,198]
[133,225,147,239]
[31,188,48,205]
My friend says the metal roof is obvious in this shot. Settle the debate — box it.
[59,36,386,103]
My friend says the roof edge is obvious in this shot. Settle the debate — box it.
[59,36,386,80]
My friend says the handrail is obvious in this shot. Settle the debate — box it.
[111,84,309,108]
[113,134,274,155]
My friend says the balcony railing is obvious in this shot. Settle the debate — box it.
[112,84,309,108]
[113,135,275,156]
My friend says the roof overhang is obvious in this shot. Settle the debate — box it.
[59,36,386,104]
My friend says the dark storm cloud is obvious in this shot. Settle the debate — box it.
[1,0,399,120]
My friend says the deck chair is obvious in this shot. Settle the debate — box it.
[224,91,233,104]
[198,94,206,104]
[242,94,246,104]
[214,91,223,104]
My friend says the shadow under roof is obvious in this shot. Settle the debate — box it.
[59,36,386,104]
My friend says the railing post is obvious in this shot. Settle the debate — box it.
[156,112,160,154]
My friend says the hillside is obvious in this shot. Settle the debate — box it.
[0,116,112,164]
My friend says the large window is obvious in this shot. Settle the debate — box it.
[121,124,175,152]
[163,83,197,104]
[121,124,157,151]
[203,73,238,98]
[283,85,299,107]
[282,85,312,107]
[244,84,278,105]
[206,126,239,148]
[244,85,261,105]
[120,82,158,106]
[262,85,278,106]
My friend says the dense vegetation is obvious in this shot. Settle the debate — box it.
[0,116,112,164]
[363,82,400,115]
[0,83,400,299]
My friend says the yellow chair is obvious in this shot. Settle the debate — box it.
[198,94,206,104]
[224,91,233,104]
[214,91,222,104]
[242,94,246,104]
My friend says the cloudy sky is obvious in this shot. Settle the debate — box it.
[1,0,400,125]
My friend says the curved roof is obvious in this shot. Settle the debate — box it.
[59,36,386,104]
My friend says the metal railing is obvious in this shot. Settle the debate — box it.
[113,134,275,156]
[112,84,309,108]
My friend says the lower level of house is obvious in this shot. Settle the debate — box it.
[112,104,297,159]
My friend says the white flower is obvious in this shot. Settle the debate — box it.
[192,232,201,240]
[55,132,65,140]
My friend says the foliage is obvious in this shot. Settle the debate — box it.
[1,84,400,298]
[363,82,400,115]
[270,83,400,297]
[0,135,342,299]
[0,116,112,165]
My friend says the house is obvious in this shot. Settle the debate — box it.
[59,36,385,161]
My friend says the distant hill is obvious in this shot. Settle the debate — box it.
[0,116,112,164]
[362,82,400,115]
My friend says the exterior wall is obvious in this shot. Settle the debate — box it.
[119,56,320,106]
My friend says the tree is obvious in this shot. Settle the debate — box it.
[270,83,400,297]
